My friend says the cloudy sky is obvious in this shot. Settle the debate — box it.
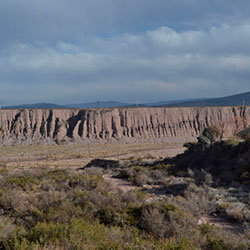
[1,0,250,105]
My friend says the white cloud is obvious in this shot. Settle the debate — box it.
[0,20,250,105]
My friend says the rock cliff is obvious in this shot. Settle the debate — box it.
[0,107,249,143]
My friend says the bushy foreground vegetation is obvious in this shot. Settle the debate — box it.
[0,127,249,249]
[0,166,248,249]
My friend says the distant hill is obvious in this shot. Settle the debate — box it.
[161,91,250,107]
[3,101,132,109]
[143,98,210,107]
[4,103,66,109]
[66,101,132,109]
[2,91,250,109]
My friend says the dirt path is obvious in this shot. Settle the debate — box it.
[102,175,137,192]
[103,174,245,235]
[198,215,244,235]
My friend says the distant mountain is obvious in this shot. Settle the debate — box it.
[4,103,66,109]
[3,101,132,109]
[161,91,250,107]
[3,92,250,110]
[143,98,210,107]
[66,101,132,108]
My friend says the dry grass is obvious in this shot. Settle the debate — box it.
[0,140,185,171]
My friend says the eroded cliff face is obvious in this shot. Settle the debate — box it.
[0,107,249,142]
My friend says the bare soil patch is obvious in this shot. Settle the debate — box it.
[102,174,137,192]
[198,215,244,235]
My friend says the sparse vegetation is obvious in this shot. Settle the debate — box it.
[0,167,248,249]
[0,129,249,249]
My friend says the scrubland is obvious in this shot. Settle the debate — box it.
[0,134,249,249]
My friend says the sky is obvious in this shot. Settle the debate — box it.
[0,0,250,105]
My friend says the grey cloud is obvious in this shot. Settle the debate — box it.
[1,21,250,105]
[0,0,250,46]
[0,1,250,105]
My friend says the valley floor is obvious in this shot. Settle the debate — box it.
[0,139,187,171]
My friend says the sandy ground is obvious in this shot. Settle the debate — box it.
[0,139,186,172]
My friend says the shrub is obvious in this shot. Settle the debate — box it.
[132,172,151,187]
[206,236,228,250]
[140,205,170,238]
[224,137,240,147]
[27,222,67,245]
[5,175,39,190]
[201,126,221,144]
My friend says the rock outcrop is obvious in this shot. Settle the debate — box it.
[0,106,249,143]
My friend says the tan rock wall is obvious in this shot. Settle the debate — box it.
[0,106,249,141]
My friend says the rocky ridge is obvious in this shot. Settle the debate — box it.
[0,106,249,143]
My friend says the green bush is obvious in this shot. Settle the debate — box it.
[207,236,228,250]
[201,126,221,144]
[27,221,67,245]
[5,175,39,190]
